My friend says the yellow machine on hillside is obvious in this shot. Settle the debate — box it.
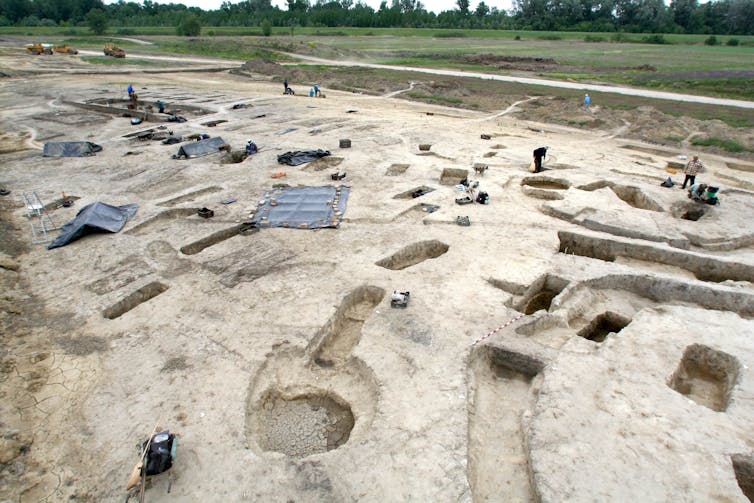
[25,42,53,55]
[104,43,126,58]
[53,45,78,55]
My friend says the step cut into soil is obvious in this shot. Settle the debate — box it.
[311,285,385,367]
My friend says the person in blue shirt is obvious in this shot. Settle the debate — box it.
[127,84,134,96]
[583,93,590,111]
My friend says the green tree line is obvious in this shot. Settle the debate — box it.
[1,0,752,34]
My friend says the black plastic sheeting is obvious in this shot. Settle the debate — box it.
[174,136,226,159]
[277,149,330,166]
[251,185,348,229]
[43,141,102,157]
[47,202,138,250]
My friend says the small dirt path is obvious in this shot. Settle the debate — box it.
[382,81,416,98]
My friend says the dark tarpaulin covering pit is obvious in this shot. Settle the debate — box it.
[174,136,226,159]
[43,141,102,157]
[251,185,348,229]
[277,149,330,166]
[47,201,138,250]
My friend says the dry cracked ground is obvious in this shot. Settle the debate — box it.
[1,48,754,502]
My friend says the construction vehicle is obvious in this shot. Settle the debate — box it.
[53,45,78,55]
[104,43,126,58]
[25,42,53,55]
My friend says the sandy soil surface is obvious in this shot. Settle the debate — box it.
[1,49,754,502]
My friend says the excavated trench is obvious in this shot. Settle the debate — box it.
[126,208,200,235]
[219,149,248,164]
[393,186,435,199]
[252,388,354,458]
[102,281,169,319]
[576,181,664,212]
[468,345,543,502]
[386,163,410,176]
[376,240,449,270]
[610,185,663,212]
[576,311,631,343]
[558,231,754,284]
[520,176,570,191]
[667,344,740,412]
[440,168,468,186]
[731,454,754,500]
[671,201,708,221]
[555,273,754,319]
[157,186,223,207]
[310,285,385,367]
[510,274,569,315]
[180,225,245,255]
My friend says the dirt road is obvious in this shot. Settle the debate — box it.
[287,53,754,109]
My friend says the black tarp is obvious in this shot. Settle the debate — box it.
[43,141,102,157]
[277,149,331,166]
[174,136,226,159]
[47,202,138,249]
[250,185,349,229]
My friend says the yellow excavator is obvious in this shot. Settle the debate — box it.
[53,45,78,55]
[104,43,126,58]
[25,42,53,55]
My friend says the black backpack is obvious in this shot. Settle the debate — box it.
[143,431,175,476]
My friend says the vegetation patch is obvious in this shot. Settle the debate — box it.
[434,32,467,38]
[405,92,463,105]
[153,39,289,62]
[81,56,160,65]
[691,137,751,153]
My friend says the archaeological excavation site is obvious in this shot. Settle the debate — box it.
[1,44,753,502]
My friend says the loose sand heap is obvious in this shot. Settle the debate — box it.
[1,54,753,502]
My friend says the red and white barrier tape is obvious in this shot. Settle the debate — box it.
[470,313,525,346]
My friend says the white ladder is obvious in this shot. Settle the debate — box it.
[23,192,58,245]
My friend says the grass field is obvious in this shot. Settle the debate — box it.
[4,27,753,100]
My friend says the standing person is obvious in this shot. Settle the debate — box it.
[283,79,288,94]
[532,146,548,173]
[127,83,134,97]
[313,84,320,97]
[583,93,590,111]
[682,155,704,189]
